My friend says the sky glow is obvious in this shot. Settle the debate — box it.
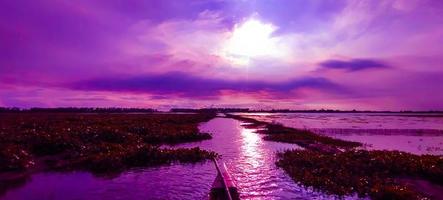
[222,18,285,65]
[1,0,442,110]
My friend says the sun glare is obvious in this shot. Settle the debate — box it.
[222,19,284,65]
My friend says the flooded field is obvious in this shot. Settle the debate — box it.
[1,113,442,199]
[1,117,356,200]
[240,113,443,155]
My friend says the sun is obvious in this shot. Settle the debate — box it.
[221,19,284,65]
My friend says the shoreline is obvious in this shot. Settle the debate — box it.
[226,114,443,199]
[0,112,219,195]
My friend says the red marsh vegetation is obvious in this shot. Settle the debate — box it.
[227,114,443,199]
[0,112,217,176]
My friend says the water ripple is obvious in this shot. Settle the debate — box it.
[1,117,357,200]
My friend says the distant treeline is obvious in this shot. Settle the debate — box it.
[0,107,157,113]
[245,109,435,113]
[169,108,443,113]
[247,109,443,113]
[170,108,250,113]
[1,107,442,113]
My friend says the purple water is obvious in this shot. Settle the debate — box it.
[238,113,443,130]
[241,113,443,155]
[3,113,441,199]
[2,118,360,200]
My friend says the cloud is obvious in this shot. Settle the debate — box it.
[1,0,443,110]
[68,72,344,98]
[319,59,389,71]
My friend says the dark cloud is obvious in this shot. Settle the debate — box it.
[68,72,344,98]
[319,59,389,71]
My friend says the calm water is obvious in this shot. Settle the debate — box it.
[4,113,439,199]
[2,117,356,200]
[241,113,443,155]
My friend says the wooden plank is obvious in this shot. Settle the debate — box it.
[213,159,233,200]
[210,159,239,200]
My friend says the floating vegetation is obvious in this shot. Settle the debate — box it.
[262,123,361,149]
[0,144,34,172]
[68,145,217,174]
[225,114,268,128]
[0,113,217,175]
[227,114,443,199]
[277,149,443,199]
[226,114,361,151]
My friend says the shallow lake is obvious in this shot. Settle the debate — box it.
[240,112,443,155]
[5,112,439,199]
[2,117,357,200]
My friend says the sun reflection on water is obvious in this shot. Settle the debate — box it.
[240,125,263,169]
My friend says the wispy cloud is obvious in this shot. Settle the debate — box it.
[1,0,443,109]
[68,72,344,98]
[319,59,389,71]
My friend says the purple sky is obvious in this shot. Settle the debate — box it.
[1,0,443,110]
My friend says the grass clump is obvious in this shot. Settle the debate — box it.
[228,114,443,199]
[0,112,217,175]
[226,114,361,150]
[263,123,361,149]
[0,144,34,172]
[277,149,443,199]
[225,114,268,128]
[71,145,216,174]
